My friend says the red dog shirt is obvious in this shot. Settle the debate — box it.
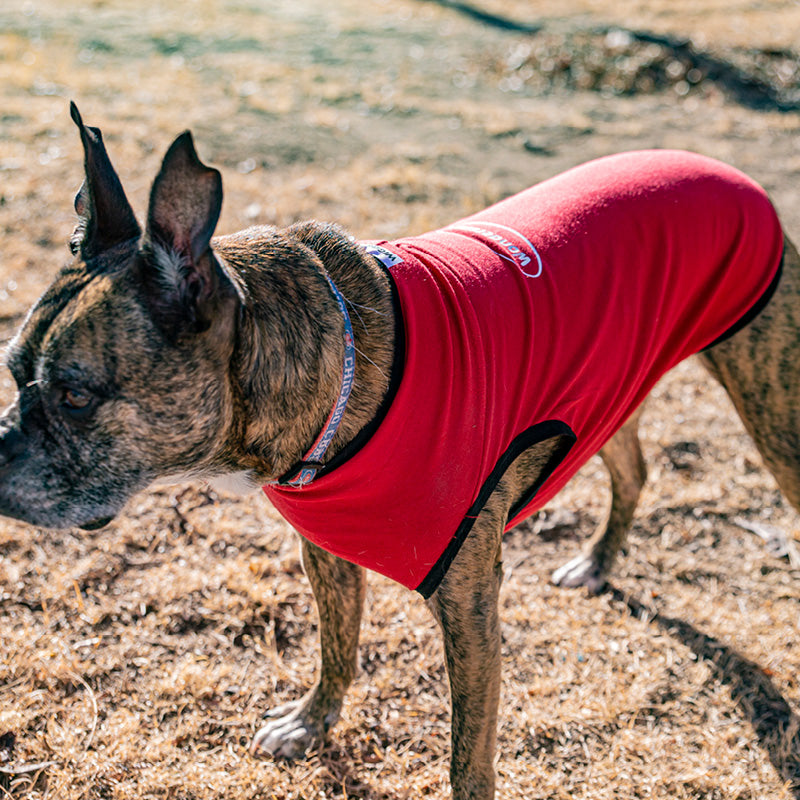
[265,150,784,596]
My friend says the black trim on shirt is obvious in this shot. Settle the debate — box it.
[415,419,577,599]
[701,247,784,352]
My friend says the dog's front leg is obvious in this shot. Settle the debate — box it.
[252,538,365,758]
[426,509,505,800]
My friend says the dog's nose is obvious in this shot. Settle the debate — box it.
[0,427,25,467]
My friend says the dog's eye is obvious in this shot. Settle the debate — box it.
[61,388,94,417]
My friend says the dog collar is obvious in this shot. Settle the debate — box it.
[271,272,356,488]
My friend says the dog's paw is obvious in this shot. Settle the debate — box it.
[551,554,606,593]
[250,699,338,760]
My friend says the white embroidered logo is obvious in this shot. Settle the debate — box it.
[361,243,404,268]
[446,221,543,278]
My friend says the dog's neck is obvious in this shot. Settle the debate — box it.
[284,221,398,467]
[214,222,396,483]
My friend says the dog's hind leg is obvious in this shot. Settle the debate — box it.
[552,406,647,592]
[700,236,800,514]
[251,539,365,758]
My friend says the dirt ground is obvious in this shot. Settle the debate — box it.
[0,1,799,798]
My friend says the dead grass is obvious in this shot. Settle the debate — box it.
[1,0,799,798]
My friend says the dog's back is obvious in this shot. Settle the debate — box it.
[267,150,784,597]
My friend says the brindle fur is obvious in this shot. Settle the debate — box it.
[2,108,799,800]
[551,407,647,592]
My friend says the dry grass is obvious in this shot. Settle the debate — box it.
[1,0,800,798]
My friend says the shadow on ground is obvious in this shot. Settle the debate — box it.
[612,586,800,798]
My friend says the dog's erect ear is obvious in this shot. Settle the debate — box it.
[69,102,141,261]
[141,131,224,333]
[145,131,222,264]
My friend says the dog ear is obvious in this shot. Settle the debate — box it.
[141,130,224,333]
[69,102,141,261]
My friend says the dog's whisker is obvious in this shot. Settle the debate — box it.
[353,345,387,380]
[345,298,368,334]
[345,299,389,317]
[341,295,390,334]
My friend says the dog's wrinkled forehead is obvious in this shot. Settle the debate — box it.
[6,256,142,389]
[6,265,93,385]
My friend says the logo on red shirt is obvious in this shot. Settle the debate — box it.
[446,221,543,278]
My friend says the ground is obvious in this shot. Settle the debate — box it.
[0,1,799,798]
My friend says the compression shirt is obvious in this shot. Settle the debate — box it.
[265,150,784,595]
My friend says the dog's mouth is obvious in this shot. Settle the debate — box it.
[79,516,114,531]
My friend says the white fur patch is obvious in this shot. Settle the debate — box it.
[152,243,189,292]
[209,470,262,496]
[151,470,201,488]
[152,469,261,497]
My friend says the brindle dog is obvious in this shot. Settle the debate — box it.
[2,106,799,800]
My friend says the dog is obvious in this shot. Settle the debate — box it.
[1,104,798,799]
